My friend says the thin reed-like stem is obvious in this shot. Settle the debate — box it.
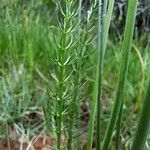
[103,0,115,56]
[96,0,108,149]
[101,0,138,149]
[87,0,103,149]
[96,0,103,149]
[115,102,123,150]
[131,80,150,150]
[88,0,108,149]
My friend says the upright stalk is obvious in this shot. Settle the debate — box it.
[101,0,138,149]
[96,1,102,149]
[115,44,145,149]
[88,0,108,149]
[103,0,115,56]
[56,29,66,150]
[131,80,150,150]
[55,1,70,149]
[87,0,103,149]
[115,102,123,150]
[67,1,82,149]
[96,0,107,149]
[67,76,79,150]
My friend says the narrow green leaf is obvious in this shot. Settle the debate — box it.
[132,80,150,150]
[101,0,138,149]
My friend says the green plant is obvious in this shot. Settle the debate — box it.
[0,66,31,136]
[46,1,80,149]
[0,0,149,149]
[101,0,138,149]
[45,1,96,149]
[67,0,82,149]
[131,80,150,150]
[88,0,115,149]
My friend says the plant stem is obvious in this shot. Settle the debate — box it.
[96,0,103,149]
[115,44,145,149]
[67,79,78,149]
[56,32,66,150]
[56,1,68,149]
[87,1,102,149]
[96,0,108,149]
[115,102,123,150]
[88,0,108,149]
[101,0,138,149]
[103,0,115,56]
[67,1,82,149]
[67,75,79,149]
[131,80,150,150]
[88,81,98,150]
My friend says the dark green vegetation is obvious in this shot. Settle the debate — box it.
[0,0,150,149]
[132,81,150,150]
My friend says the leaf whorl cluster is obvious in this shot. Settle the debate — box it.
[44,0,97,148]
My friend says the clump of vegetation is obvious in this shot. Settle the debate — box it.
[0,0,150,149]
